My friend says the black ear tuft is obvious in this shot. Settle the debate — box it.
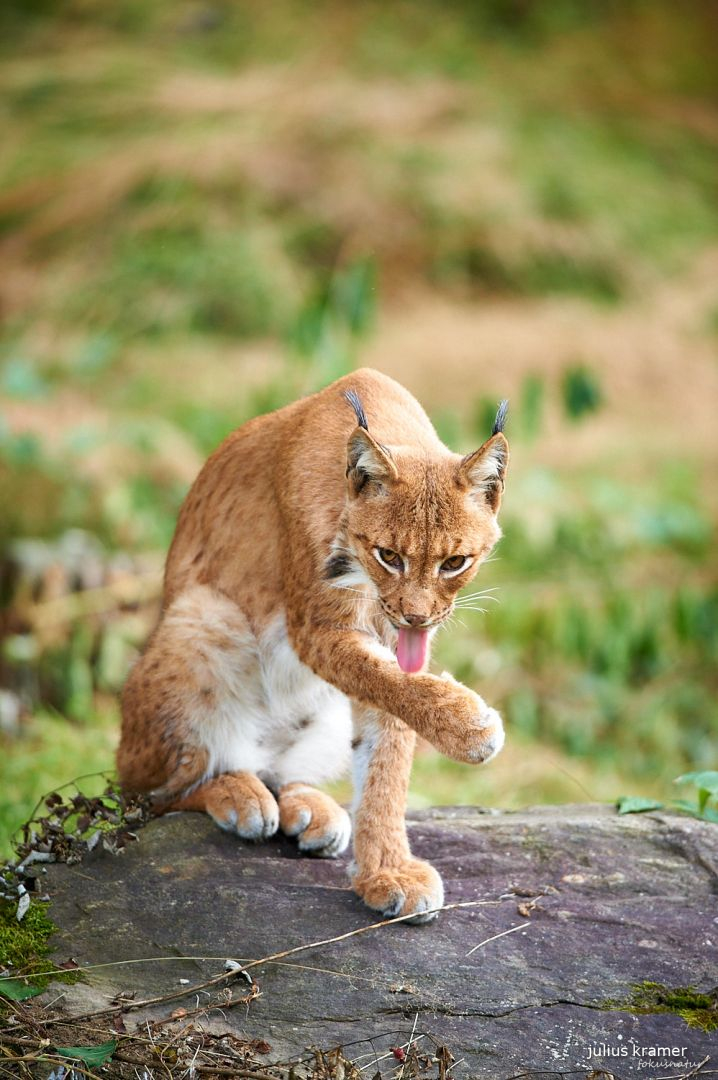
[492,399,509,436]
[344,389,369,431]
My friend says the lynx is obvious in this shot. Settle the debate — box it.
[118,368,508,923]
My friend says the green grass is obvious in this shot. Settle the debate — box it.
[0,710,117,853]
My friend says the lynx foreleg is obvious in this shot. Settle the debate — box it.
[290,621,503,765]
[350,706,443,923]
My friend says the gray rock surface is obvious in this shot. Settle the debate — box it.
[44,805,718,1078]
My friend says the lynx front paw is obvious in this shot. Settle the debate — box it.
[434,674,505,764]
[205,773,279,841]
[278,784,351,858]
[352,858,444,925]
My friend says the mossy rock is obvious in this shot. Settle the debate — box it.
[0,898,80,995]
[30,805,718,1077]
[626,981,718,1032]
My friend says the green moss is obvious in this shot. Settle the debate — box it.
[0,897,75,989]
[607,981,718,1032]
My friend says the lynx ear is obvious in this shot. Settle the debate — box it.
[343,387,398,496]
[459,432,509,512]
[346,428,399,496]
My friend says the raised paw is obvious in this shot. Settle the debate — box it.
[195,772,279,841]
[463,702,504,764]
[435,673,505,764]
[278,783,351,858]
[352,858,445,925]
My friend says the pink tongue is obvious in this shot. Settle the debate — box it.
[396,627,429,674]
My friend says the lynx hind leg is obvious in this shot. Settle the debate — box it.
[118,585,276,838]
[278,783,351,858]
[169,772,279,841]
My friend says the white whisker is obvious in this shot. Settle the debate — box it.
[327,582,380,602]
[454,596,499,607]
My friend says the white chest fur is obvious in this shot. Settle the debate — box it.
[186,602,352,789]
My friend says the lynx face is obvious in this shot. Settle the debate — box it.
[328,406,508,673]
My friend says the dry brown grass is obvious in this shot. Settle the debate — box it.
[364,247,718,478]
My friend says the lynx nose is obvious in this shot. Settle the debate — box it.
[404,612,431,627]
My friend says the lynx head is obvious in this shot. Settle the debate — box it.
[326,389,509,674]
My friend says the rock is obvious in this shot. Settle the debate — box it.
[43,805,718,1077]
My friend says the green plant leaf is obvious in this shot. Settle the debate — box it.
[673,799,718,823]
[0,977,44,1001]
[55,1040,117,1066]
[562,364,603,421]
[616,796,664,815]
[331,258,376,337]
[674,771,718,794]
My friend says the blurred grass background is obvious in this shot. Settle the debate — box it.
[1,0,717,853]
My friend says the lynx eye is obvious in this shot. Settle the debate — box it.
[440,555,469,575]
[375,547,403,572]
